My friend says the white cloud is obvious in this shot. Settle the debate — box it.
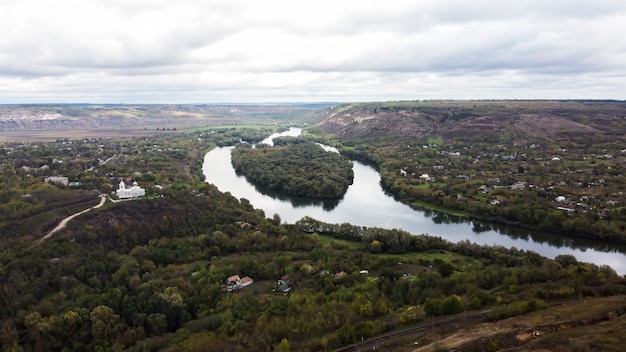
[1,0,626,102]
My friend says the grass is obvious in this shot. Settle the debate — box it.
[427,137,444,146]
[318,234,364,250]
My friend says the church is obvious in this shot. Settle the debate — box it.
[116,180,146,199]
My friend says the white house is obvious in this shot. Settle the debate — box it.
[116,180,145,199]
[45,176,69,186]
[225,274,254,291]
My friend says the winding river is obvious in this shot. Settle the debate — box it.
[203,128,626,275]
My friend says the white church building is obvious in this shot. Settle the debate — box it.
[116,180,146,199]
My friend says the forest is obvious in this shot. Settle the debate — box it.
[0,105,625,351]
[230,137,354,199]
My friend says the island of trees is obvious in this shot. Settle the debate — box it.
[231,137,354,198]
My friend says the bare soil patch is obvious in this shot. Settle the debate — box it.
[408,296,626,352]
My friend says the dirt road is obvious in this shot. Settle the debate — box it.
[34,195,106,245]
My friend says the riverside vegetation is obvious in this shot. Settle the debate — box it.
[0,103,625,351]
[310,100,626,243]
[231,137,354,199]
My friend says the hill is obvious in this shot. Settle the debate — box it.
[310,100,626,242]
[0,104,328,141]
[315,100,626,143]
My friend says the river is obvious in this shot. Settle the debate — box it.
[203,128,626,275]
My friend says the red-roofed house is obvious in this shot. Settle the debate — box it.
[226,275,240,285]
[334,271,347,280]
[239,276,254,287]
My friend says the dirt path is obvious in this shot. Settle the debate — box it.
[34,195,107,246]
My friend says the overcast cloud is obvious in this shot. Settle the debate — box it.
[1,0,625,103]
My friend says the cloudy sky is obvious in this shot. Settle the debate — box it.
[2,0,626,103]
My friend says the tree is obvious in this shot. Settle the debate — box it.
[90,305,124,343]
[272,213,282,226]
[424,298,443,316]
[370,240,382,253]
[443,295,463,314]
[276,337,291,352]
[437,262,455,278]
[146,313,167,336]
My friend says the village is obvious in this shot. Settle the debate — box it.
[394,139,624,220]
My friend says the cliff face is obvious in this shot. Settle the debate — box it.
[0,106,150,132]
[314,101,626,143]
[0,104,328,133]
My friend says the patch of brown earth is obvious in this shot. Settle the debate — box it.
[512,114,599,139]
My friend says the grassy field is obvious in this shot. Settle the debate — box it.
[318,234,364,250]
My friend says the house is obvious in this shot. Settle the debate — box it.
[278,275,290,286]
[334,271,347,280]
[45,176,69,186]
[224,274,253,291]
[275,275,292,295]
[116,180,145,199]
[239,276,254,287]
[226,275,241,285]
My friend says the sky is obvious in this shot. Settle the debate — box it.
[2,0,626,103]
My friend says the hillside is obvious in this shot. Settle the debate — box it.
[364,295,626,352]
[316,100,626,143]
[310,100,626,243]
[0,104,328,141]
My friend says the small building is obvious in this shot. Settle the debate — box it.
[45,176,69,186]
[278,275,290,286]
[224,274,253,291]
[335,271,347,280]
[275,275,292,295]
[239,276,254,287]
[226,275,241,285]
[116,180,145,199]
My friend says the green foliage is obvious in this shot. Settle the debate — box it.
[487,299,548,320]
[231,138,354,198]
[312,101,626,242]
[424,295,463,316]
[437,262,455,277]
[1,125,625,351]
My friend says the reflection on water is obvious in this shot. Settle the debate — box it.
[237,172,343,210]
[203,128,626,275]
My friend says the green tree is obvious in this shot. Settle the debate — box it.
[90,305,124,343]
[276,337,291,352]
[437,262,455,277]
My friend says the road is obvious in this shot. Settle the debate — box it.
[34,195,107,245]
